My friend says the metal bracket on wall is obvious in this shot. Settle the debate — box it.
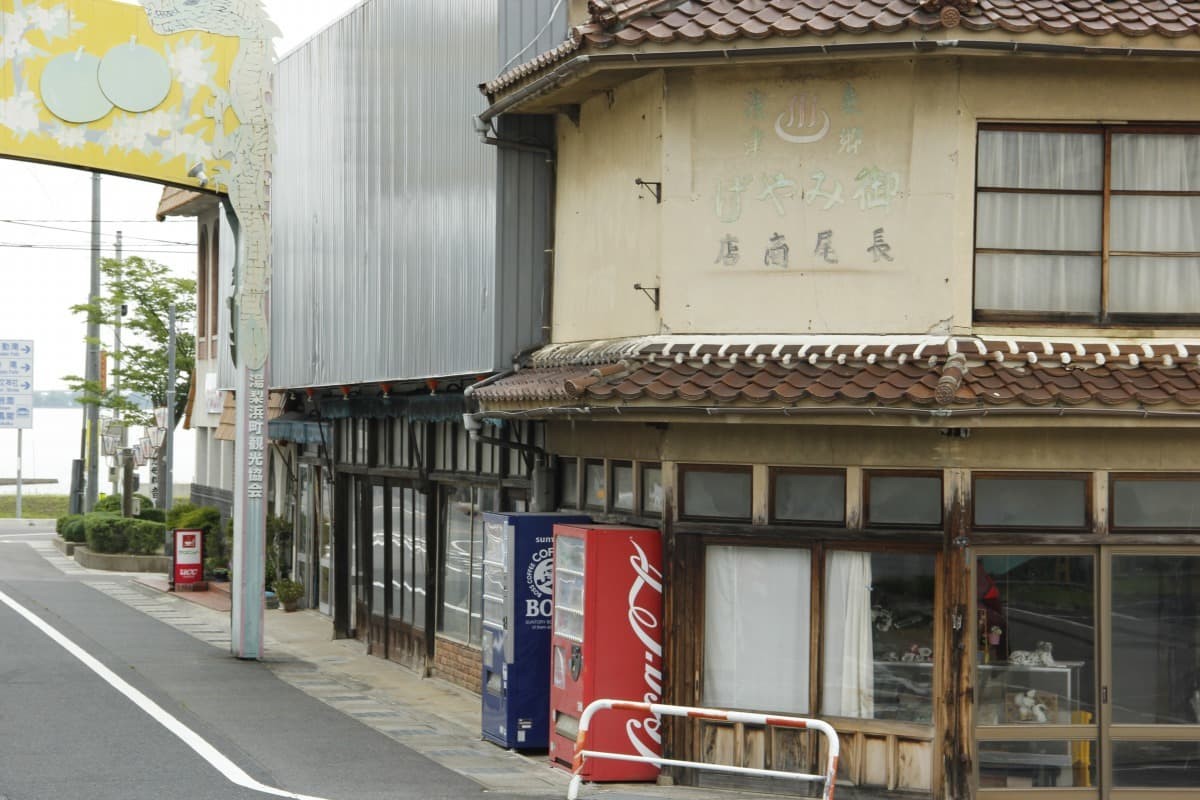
[634,178,661,203]
[633,283,660,311]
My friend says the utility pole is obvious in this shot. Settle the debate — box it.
[165,303,176,511]
[112,230,123,497]
[84,173,101,512]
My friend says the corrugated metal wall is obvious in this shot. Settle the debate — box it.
[491,0,566,365]
[498,0,568,72]
[271,0,498,389]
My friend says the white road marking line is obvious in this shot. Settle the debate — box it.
[0,587,331,800]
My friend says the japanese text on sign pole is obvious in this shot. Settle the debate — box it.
[0,340,34,429]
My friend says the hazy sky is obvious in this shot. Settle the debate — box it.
[0,0,363,391]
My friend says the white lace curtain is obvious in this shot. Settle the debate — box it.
[703,546,810,713]
[975,130,1200,315]
[822,551,874,718]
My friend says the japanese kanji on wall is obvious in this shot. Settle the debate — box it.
[696,68,912,274]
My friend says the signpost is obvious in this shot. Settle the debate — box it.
[173,529,204,588]
[0,340,34,518]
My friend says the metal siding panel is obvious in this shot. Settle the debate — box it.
[493,114,555,366]
[498,0,568,70]
[271,0,498,388]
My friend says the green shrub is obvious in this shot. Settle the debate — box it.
[127,520,167,555]
[165,501,198,530]
[57,513,80,535]
[138,507,167,523]
[84,513,128,553]
[60,515,87,543]
[94,494,122,513]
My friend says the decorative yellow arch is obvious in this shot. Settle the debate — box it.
[2,0,275,660]
[0,0,248,189]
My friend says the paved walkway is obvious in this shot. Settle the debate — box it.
[6,520,889,800]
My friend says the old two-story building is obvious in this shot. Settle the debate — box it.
[472,1,1200,798]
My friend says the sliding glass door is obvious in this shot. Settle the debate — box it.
[1105,551,1200,799]
[975,549,1200,799]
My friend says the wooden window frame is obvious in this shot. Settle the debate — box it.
[863,469,944,530]
[973,122,1200,326]
[768,467,847,526]
[1108,471,1200,533]
[970,471,1092,532]
[678,464,754,523]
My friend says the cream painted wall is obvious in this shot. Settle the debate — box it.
[554,71,665,341]
[552,54,1200,339]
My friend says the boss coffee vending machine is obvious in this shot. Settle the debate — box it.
[548,523,663,781]
[480,512,589,750]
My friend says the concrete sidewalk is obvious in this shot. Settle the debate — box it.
[123,576,862,800]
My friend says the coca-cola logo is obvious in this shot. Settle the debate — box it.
[625,538,663,760]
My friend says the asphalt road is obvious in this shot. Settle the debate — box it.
[0,530,521,800]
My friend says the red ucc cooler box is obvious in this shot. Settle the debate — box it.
[548,524,663,782]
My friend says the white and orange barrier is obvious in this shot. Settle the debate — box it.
[567,699,840,800]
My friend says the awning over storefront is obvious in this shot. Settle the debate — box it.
[214,391,285,441]
[267,411,331,445]
[316,392,466,422]
[471,335,1200,421]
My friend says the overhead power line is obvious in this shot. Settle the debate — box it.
[0,219,196,247]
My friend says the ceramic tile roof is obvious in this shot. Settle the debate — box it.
[484,0,1200,95]
[471,335,1200,413]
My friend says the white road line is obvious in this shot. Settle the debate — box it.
[0,587,331,800]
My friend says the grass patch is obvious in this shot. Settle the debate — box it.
[0,494,70,518]
[0,494,192,520]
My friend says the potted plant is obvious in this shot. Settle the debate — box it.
[273,578,304,612]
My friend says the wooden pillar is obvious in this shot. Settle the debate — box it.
[939,469,972,800]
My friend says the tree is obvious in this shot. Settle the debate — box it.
[64,256,196,429]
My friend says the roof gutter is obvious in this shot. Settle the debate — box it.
[472,403,1200,424]
[479,37,1200,124]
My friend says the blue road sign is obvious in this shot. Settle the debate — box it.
[0,340,34,429]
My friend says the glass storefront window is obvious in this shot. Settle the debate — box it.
[584,460,605,508]
[974,475,1088,529]
[823,551,936,723]
[440,486,475,641]
[611,462,634,511]
[1111,555,1200,725]
[866,473,942,527]
[772,470,845,524]
[978,740,1096,789]
[682,466,752,521]
[641,464,663,516]
[560,458,579,508]
[389,487,404,621]
[1112,477,1200,529]
[1113,741,1200,788]
[438,486,495,646]
[704,545,810,712]
[974,555,1096,727]
[372,485,385,613]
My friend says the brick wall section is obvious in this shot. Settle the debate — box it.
[434,636,482,694]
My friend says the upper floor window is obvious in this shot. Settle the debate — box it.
[975,125,1200,325]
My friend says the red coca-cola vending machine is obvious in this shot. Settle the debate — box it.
[549,524,663,781]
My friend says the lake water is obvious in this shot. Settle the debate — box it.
[0,407,195,496]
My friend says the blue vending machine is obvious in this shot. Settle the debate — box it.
[481,512,590,750]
